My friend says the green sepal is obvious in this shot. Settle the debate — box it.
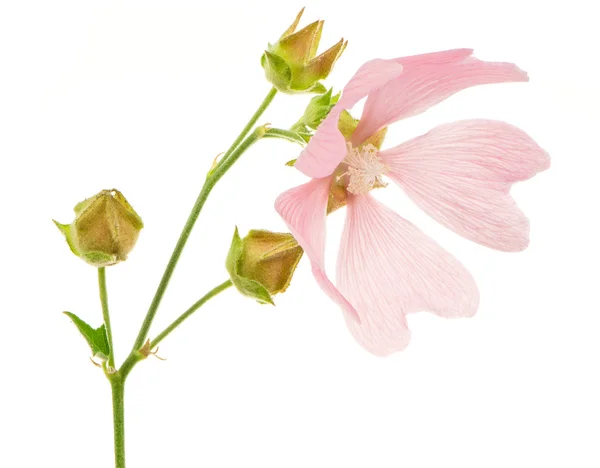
[280,7,304,39]
[290,88,341,141]
[231,274,275,306]
[304,81,327,95]
[338,110,360,139]
[362,126,388,150]
[307,87,340,114]
[285,159,297,167]
[336,109,388,149]
[53,220,80,256]
[63,311,110,360]
[83,251,117,266]
[298,38,347,87]
[261,50,292,93]
[276,20,323,65]
[226,227,274,305]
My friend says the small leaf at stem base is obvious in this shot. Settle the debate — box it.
[64,311,110,360]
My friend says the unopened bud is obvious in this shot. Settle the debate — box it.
[226,227,303,305]
[54,189,143,267]
[261,8,347,94]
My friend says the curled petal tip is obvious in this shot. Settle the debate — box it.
[515,65,529,81]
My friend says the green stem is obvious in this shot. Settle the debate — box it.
[128,125,269,356]
[110,376,126,468]
[264,127,307,146]
[128,88,276,354]
[151,280,232,349]
[216,87,277,169]
[98,267,115,369]
[111,87,277,468]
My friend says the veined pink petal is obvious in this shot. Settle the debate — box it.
[337,194,479,356]
[337,58,405,108]
[352,53,528,144]
[295,59,404,179]
[293,108,346,180]
[380,119,550,252]
[274,177,360,322]
[394,48,474,67]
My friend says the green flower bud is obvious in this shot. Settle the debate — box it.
[261,8,347,94]
[54,189,143,267]
[226,227,304,305]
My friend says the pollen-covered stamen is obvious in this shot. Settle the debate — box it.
[342,143,389,195]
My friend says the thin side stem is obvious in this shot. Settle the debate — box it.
[264,127,307,146]
[110,376,126,468]
[151,280,232,349]
[127,88,276,355]
[98,267,115,369]
[216,87,277,170]
[128,125,269,356]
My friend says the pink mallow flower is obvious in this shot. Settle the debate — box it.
[275,49,550,356]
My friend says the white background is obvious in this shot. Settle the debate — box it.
[1,1,598,467]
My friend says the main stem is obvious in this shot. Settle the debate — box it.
[129,87,277,355]
[111,376,126,468]
[110,87,277,468]
[98,267,115,369]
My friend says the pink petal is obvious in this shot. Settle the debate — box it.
[352,53,528,144]
[295,59,404,179]
[337,194,479,356]
[337,58,405,109]
[380,119,550,252]
[394,48,474,67]
[274,177,360,322]
[293,108,347,180]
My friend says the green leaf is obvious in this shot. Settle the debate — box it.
[64,312,110,360]
[225,227,274,305]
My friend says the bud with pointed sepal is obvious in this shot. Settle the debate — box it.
[261,8,347,94]
[226,227,304,305]
[54,189,143,267]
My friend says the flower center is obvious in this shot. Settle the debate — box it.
[341,143,389,195]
